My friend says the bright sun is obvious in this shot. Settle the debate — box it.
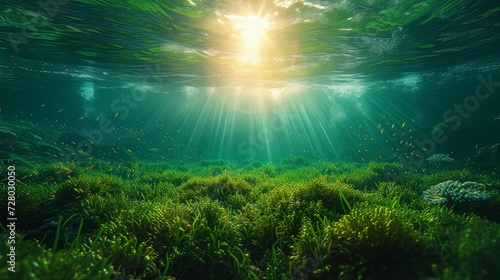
[235,15,270,62]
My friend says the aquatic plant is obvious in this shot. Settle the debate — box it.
[240,179,365,263]
[0,221,112,280]
[199,158,233,168]
[422,180,490,205]
[432,217,500,280]
[410,169,474,193]
[279,155,310,167]
[0,236,111,280]
[226,193,247,210]
[238,173,261,186]
[4,158,500,279]
[53,174,127,207]
[332,205,430,279]
[136,169,190,187]
[261,162,278,178]
[338,161,404,190]
[180,172,251,202]
[20,162,76,185]
[244,187,298,254]
[82,193,133,229]
[171,199,246,279]
[87,234,158,279]
[294,178,365,216]
[290,217,338,279]
[376,181,422,206]
[104,197,246,279]
[129,181,180,201]
[0,183,54,232]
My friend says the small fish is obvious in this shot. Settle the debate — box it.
[95,116,100,122]
[2,142,17,149]
[360,157,365,162]
[115,112,119,118]
[85,165,95,171]
[40,104,46,107]
[57,108,64,113]
[391,124,394,129]
[380,129,384,134]
[127,149,132,153]
[401,122,405,128]
[79,116,85,120]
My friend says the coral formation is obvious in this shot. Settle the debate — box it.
[426,153,454,164]
[422,180,489,205]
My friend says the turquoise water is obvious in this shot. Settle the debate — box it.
[1,1,500,279]
[1,0,499,163]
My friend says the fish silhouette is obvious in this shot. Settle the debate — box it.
[1,142,18,150]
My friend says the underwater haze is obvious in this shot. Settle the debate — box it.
[1,0,500,279]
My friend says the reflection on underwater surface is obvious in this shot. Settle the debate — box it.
[1,0,500,279]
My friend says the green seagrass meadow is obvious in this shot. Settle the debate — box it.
[1,158,499,279]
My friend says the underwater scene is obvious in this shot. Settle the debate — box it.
[1,0,500,279]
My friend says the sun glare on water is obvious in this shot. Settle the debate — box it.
[221,12,272,65]
[236,15,270,62]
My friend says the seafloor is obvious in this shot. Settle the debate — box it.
[1,117,499,280]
